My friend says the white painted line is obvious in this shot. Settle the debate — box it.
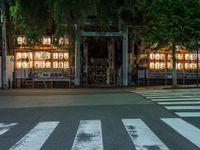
[161,118,200,148]
[165,106,200,110]
[175,112,200,117]
[9,122,59,150]
[122,119,169,150]
[0,123,18,136]
[151,98,200,102]
[158,101,200,105]
[147,96,197,99]
[71,120,103,150]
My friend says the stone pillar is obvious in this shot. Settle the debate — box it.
[75,26,81,86]
[122,28,128,86]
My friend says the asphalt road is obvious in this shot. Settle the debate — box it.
[0,88,200,150]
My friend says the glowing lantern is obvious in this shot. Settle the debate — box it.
[21,52,27,59]
[190,63,196,69]
[177,63,183,70]
[46,61,51,68]
[150,62,155,69]
[53,61,58,68]
[160,62,165,69]
[185,63,190,70]
[167,62,172,69]
[45,52,51,59]
[59,62,64,68]
[22,61,27,68]
[149,53,154,60]
[16,61,22,68]
[185,54,191,60]
[191,54,197,60]
[42,37,51,45]
[64,53,69,59]
[28,61,33,68]
[177,54,184,60]
[160,54,165,60]
[64,62,69,69]
[155,62,160,69]
[167,54,172,61]
[16,52,21,60]
[28,52,33,59]
[155,53,160,60]
[53,53,58,59]
[59,38,64,45]
[59,53,63,59]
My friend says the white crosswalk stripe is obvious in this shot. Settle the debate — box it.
[0,123,18,136]
[71,120,103,150]
[0,118,200,149]
[161,118,200,148]
[122,119,169,150]
[135,89,200,117]
[9,121,59,150]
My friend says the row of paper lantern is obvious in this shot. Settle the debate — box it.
[16,52,69,60]
[149,62,199,70]
[149,53,200,61]
[16,61,69,69]
[17,36,69,45]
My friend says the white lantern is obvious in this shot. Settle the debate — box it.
[27,61,33,68]
[16,61,22,68]
[149,53,154,60]
[16,52,21,60]
[21,52,27,59]
[64,53,69,59]
[53,61,58,68]
[160,54,165,60]
[17,37,23,45]
[53,53,58,59]
[190,63,196,69]
[167,54,172,61]
[59,38,64,45]
[59,53,63,59]
[64,62,69,69]
[160,62,165,69]
[22,61,27,68]
[155,62,160,69]
[185,63,190,70]
[45,52,51,59]
[155,53,160,60]
[59,62,64,68]
[177,63,183,70]
[177,54,184,60]
[167,62,172,69]
[185,54,191,60]
[28,52,33,59]
[46,61,51,68]
[191,54,197,60]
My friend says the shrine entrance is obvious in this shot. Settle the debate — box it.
[81,38,122,85]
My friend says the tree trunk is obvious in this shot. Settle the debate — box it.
[1,0,8,89]
[172,41,177,88]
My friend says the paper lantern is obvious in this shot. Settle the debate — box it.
[28,61,33,68]
[160,62,165,69]
[155,53,160,60]
[16,61,22,68]
[58,62,64,68]
[64,53,69,59]
[27,52,33,59]
[59,53,63,59]
[185,54,191,60]
[167,54,172,60]
[64,62,69,69]
[185,63,190,70]
[21,52,27,59]
[190,63,196,69]
[16,52,21,60]
[22,61,27,68]
[45,52,51,59]
[160,54,165,60]
[53,61,58,68]
[149,62,155,69]
[53,53,58,59]
[167,62,172,69]
[191,54,197,60]
[42,37,51,45]
[149,53,154,60]
[17,37,23,45]
[176,54,184,60]
[155,62,160,69]
[46,61,51,68]
[59,38,64,45]
[177,63,183,70]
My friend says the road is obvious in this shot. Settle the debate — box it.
[0,88,200,150]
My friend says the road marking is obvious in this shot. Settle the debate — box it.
[71,120,103,150]
[158,101,200,105]
[122,119,169,150]
[9,121,59,150]
[151,98,200,102]
[0,123,18,136]
[175,112,200,117]
[165,106,200,110]
[161,118,200,148]
[146,96,197,99]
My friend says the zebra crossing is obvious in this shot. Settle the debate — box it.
[0,118,200,150]
[135,89,200,118]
